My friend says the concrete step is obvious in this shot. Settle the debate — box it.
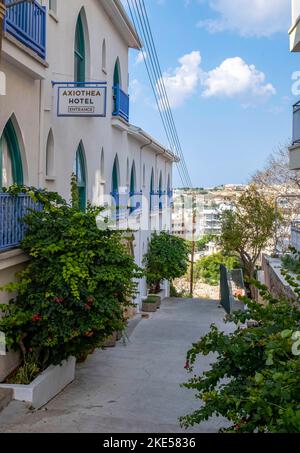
[0,389,13,413]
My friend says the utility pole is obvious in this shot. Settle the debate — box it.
[189,194,196,298]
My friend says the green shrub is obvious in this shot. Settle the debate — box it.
[180,277,300,433]
[282,252,300,274]
[194,253,241,286]
[0,185,143,373]
[144,232,189,293]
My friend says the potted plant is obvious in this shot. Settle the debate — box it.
[147,294,162,309]
[142,296,157,313]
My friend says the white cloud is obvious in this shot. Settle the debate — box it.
[202,57,276,99]
[135,51,147,65]
[129,79,142,103]
[198,0,290,37]
[157,51,202,108]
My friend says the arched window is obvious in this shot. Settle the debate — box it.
[159,172,163,210]
[150,168,154,212]
[126,158,130,188]
[102,39,107,73]
[74,13,85,83]
[112,155,120,219]
[167,174,171,206]
[113,58,121,87]
[100,148,105,183]
[46,129,54,179]
[74,143,86,210]
[129,162,136,213]
[0,118,23,188]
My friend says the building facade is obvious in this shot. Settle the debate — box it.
[289,0,300,169]
[0,0,176,379]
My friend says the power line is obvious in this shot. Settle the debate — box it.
[127,0,193,188]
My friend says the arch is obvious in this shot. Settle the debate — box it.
[143,164,146,187]
[111,154,120,194]
[113,57,121,87]
[129,161,137,213]
[74,142,87,210]
[0,117,23,188]
[159,171,163,210]
[46,129,54,178]
[74,11,86,82]
[102,39,107,73]
[100,147,105,183]
[150,168,154,212]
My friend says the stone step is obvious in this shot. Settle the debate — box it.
[0,388,13,413]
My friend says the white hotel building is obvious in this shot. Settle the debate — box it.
[0,0,177,379]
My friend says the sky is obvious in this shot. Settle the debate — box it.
[123,0,298,188]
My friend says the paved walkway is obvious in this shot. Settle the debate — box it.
[0,298,231,433]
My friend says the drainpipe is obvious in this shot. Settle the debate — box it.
[0,1,6,62]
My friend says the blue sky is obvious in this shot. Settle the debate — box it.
[124,0,297,188]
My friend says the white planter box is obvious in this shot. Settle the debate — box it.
[0,356,76,409]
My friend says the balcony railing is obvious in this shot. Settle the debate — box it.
[3,0,46,60]
[293,100,300,145]
[113,85,129,122]
[129,191,142,215]
[291,221,300,252]
[0,193,42,252]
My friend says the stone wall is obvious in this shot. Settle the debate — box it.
[262,254,297,301]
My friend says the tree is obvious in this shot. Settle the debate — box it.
[194,253,241,286]
[221,185,276,284]
[196,234,215,252]
[251,144,300,253]
[144,232,190,293]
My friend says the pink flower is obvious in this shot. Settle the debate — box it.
[84,304,91,311]
[53,297,64,304]
[28,348,33,353]
[32,314,42,322]
[184,361,190,370]
[87,296,94,305]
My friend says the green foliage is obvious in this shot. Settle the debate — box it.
[194,253,241,286]
[144,232,189,292]
[282,252,300,274]
[221,185,276,280]
[180,278,300,433]
[196,235,216,252]
[0,185,143,373]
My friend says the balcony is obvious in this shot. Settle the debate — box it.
[291,221,300,252]
[0,193,42,252]
[113,85,129,122]
[3,0,46,60]
[289,100,300,170]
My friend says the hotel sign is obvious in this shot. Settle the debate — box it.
[55,83,107,117]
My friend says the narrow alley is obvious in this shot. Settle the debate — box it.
[0,298,230,433]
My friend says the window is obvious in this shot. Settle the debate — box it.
[113,58,121,87]
[129,162,136,213]
[150,168,154,212]
[0,119,23,188]
[74,143,86,211]
[49,0,57,13]
[74,14,85,83]
[102,39,107,73]
[46,129,54,179]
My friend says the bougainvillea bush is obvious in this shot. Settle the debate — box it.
[0,185,142,375]
[180,279,300,433]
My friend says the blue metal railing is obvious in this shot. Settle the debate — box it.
[129,191,142,215]
[0,193,41,252]
[113,85,129,122]
[4,0,46,60]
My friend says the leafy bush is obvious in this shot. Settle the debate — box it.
[144,232,189,292]
[281,252,300,274]
[197,235,216,252]
[180,278,300,433]
[0,185,142,374]
[194,253,241,286]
